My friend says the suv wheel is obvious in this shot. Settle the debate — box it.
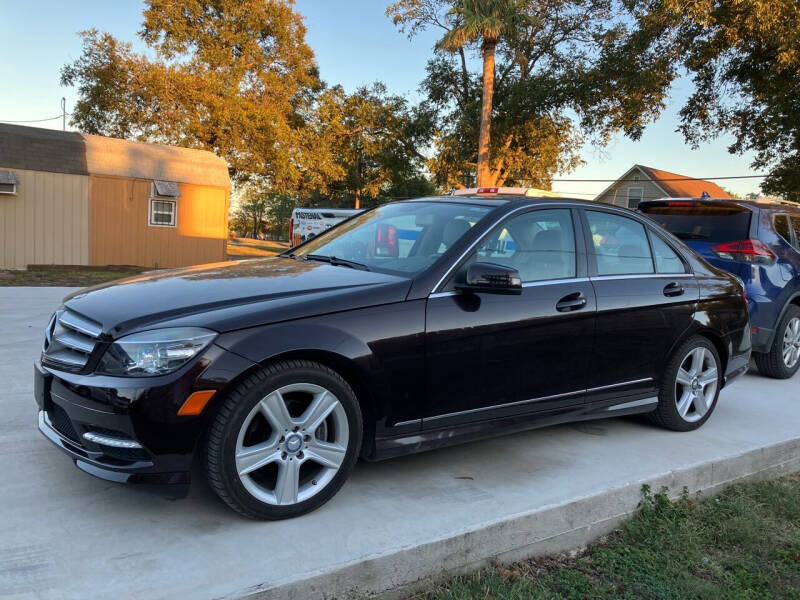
[205,360,362,519]
[754,305,800,379]
[649,336,721,431]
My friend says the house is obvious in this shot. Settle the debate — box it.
[0,123,230,270]
[594,164,733,209]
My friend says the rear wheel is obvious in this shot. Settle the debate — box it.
[205,360,362,519]
[754,305,800,379]
[650,336,721,431]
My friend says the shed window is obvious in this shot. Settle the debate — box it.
[0,171,18,195]
[149,199,177,227]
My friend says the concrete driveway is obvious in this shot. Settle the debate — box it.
[1,286,798,600]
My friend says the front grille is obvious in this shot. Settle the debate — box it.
[42,309,102,371]
[48,403,81,443]
[99,446,151,463]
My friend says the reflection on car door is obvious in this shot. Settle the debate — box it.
[581,209,699,402]
[424,208,596,428]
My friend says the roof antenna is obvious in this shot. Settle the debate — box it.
[61,97,66,131]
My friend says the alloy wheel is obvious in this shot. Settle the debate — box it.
[782,317,800,369]
[234,383,349,506]
[674,347,718,423]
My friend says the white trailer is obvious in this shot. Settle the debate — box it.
[289,208,363,246]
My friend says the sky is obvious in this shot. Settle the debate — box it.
[0,0,764,198]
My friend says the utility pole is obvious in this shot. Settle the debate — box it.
[61,98,66,131]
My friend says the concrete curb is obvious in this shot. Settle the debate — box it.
[236,437,800,600]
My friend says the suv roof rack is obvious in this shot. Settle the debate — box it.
[451,187,562,198]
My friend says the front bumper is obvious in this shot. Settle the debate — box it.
[34,344,256,496]
[38,409,190,495]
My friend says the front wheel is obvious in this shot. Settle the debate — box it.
[753,305,800,379]
[649,336,721,432]
[205,360,362,520]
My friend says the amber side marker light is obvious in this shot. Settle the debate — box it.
[178,390,216,416]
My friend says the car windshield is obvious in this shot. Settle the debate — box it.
[288,201,492,276]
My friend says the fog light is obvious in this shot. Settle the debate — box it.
[82,431,142,448]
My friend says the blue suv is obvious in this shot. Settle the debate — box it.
[640,198,800,379]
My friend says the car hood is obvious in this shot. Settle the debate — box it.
[62,258,412,337]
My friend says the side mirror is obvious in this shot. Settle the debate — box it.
[456,262,522,295]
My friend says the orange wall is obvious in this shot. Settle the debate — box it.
[89,175,228,268]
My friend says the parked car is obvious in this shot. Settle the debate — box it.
[35,190,750,519]
[639,198,800,379]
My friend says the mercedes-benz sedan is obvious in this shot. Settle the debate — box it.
[35,192,750,519]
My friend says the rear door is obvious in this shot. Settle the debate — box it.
[581,209,699,401]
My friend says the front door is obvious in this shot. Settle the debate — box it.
[424,208,596,428]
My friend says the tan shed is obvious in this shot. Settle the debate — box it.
[0,124,231,270]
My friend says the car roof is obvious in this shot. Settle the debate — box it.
[406,195,597,208]
[639,197,800,212]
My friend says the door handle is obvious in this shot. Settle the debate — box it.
[663,281,684,297]
[556,292,587,312]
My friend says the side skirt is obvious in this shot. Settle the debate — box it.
[370,394,659,462]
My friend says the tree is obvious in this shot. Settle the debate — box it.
[436,0,520,186]
[388,0,676,189]
[310,83,435,208]
[234,187,269,238]
[61,0,326,189]
[627,1,800,200]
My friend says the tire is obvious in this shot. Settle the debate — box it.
[649,336,722,432]
[753,305,800,380]
[205,360,363,520]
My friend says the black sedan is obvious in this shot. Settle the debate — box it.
[35,193,751,519]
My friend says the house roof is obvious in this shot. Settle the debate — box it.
[636,165,732,199]
[0,124,230,189]
[593,164,734,201]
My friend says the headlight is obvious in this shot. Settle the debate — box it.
[97,328,217,377]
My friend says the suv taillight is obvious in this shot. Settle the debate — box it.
[711,239,776,264]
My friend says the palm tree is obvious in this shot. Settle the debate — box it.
[439,0,517,187]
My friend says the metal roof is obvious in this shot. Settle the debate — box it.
[0,124,230,189]
[0,124,88,175]
[82,133,230,189]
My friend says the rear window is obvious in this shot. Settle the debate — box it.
[639,203,751,243]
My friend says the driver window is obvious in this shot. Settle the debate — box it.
[475,209,577,282]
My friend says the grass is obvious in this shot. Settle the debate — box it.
[414,474,800,600]
[0,267,144,287]
[226,237,289,258]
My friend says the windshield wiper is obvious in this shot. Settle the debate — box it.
[304,254,370,271]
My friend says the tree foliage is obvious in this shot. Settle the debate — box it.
[62,0,327,190]
[628,0,800,199]
[388,0,677,189]
[436,1,522,186]
[61,0,437,210]
[311,83,436,208]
